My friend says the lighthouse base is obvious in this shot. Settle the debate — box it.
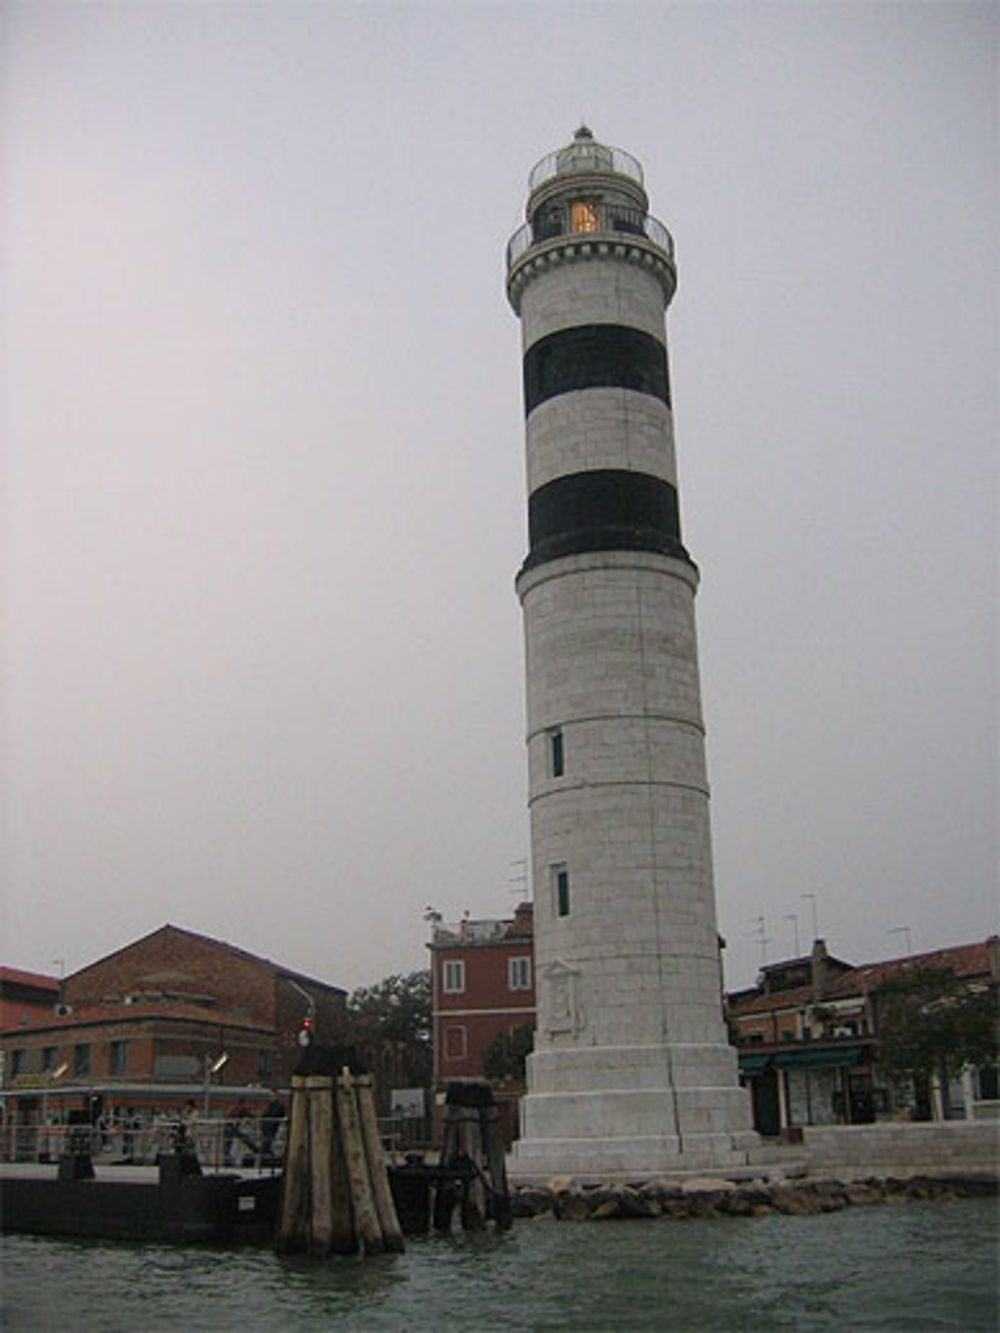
[508,1042,759,1182]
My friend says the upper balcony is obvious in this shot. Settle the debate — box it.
[527,142,644,195]
[506,198,674,273]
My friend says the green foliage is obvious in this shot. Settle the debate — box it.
[875,967,998,1083]
[482,1023,535,1082]
[347,970,431,1045]
[347,969,432,1094]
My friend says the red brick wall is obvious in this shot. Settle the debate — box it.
[64,927,280,1027]
[0,989,60,1032]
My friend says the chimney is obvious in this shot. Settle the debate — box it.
[810,938,829,1000]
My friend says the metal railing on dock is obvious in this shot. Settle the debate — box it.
[1,1116,287,1173]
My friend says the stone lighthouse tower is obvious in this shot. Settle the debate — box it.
[507,128,755,1178]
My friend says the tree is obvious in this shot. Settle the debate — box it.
[482,1023,535,1083]
[347,970,431,1045]
[875,966,998,1086]
[346,970,432,1099]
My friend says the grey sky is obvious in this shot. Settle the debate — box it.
[2,2,996,995]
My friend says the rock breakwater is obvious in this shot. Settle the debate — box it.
[511,1173,998,1222]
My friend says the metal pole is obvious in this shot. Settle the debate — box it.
[784,913,801,957]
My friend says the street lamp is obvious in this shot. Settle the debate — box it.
[203,1052,229,1115]
[41,1062,69,1160]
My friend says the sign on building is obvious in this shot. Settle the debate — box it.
[389,1088,425,1120]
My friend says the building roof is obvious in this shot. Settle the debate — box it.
[727,937,996,1017]
[65,924,345,997]
[829,940,993,995]
[3,999,271,1038]
[727,984,815,1017]
[430,904,534,949]
[0,967,61,993]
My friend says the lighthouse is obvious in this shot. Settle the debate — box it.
[507,129,756,1177]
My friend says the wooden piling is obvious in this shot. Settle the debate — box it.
[276,1075,310,1253]
[277,1051,406,1258]
[335,1068,384,1255]
[327,1087,357,1254]
[437,1080,512,1233]
[355,1074,405,1252]
[306,1076,334,1256]
[457,1107,487,1230]
[482,1103,512,1230]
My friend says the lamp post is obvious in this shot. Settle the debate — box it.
[41,1062,69,1160]
[203,1052,228,1116]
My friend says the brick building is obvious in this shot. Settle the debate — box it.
[428,903,535,1145]
[0,968,61,1033]
[727,936,999,1134]
[0,924,347,1141]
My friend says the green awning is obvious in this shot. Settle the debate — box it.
[738,1053,772,1074]
[773,1046,863,1070]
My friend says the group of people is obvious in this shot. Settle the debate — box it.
[222,1093,287,1166]
[2,1093,289,1167]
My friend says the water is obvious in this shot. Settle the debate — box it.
[2,1199,997,1331]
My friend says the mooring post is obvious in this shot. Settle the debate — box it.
[276,1074,310,1253]
[457,1106,487,1230]
[328,1084,357,1255]
[355,1073,405,1252]
[481,1103,512,1230]
[306,1075,334,1255]
[439,1081,511,1231]
[336,1068,384,1255]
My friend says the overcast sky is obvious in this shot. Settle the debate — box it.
[2,1,996,997]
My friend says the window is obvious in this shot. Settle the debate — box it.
[11,1049,25,1077]
[74,1043,91,1076]
[444,1025,467,1061]
[258,1048,273,1082]
[109,1040,128,1075]
[549,728,564,778]
[41,1046,57,1072]
[443,960,466,994]
[571,199,599,233]
[509,956,532,991]
[553,864,570,917]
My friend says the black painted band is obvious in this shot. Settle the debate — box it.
[522,469,691,572]
[523,324,670,415]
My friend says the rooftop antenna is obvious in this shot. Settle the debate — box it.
[752,915,770,967]
[784,913,801,957]
[887,925,913,955]
[801,894,819,941]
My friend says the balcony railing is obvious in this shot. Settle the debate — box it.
[527,145,644,194]
[507,201,674,272]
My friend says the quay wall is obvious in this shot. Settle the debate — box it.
[507,1121,999,1186]
[797,1120,999,1180]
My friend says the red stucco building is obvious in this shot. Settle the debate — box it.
[428,903,535,1145]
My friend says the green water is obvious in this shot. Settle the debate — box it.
[2,1198,997,1331]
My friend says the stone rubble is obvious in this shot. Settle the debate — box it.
[511,1173,998,1222]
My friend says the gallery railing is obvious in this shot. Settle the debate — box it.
[507,202,674,271]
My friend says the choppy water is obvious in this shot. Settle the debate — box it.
[2,1198,997,1331]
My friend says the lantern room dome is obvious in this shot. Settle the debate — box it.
[526,127,645,204]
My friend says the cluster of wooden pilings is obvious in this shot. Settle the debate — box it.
[432,1080,512,1232]
[276,1065,404,1256]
